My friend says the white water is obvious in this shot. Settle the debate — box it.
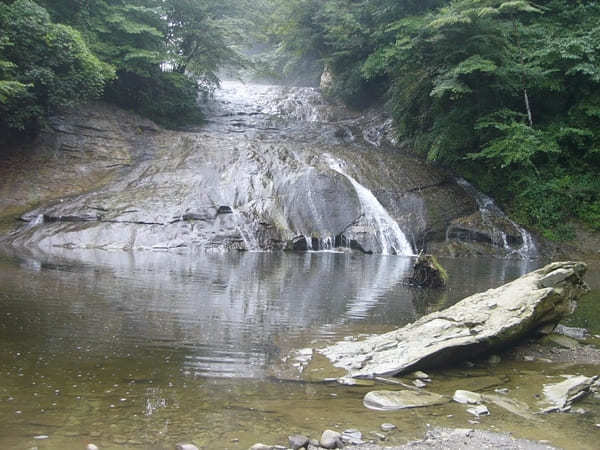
[325,155,414,256]
[232,210,260,251]
[457,179,537,259]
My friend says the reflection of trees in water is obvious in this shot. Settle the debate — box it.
[411,288,450,317]
[0,248,540,378]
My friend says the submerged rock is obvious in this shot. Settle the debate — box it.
[318,262,588,377]
[483,393,539,422]
[363,390,449,411]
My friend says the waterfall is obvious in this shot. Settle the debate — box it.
[457,179,537,259]
[232,210,260,251]
[325,155,414,256]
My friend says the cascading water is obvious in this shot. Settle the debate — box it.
[456,179,537,259]
[325,155,414,256]
[12,79,489,256]
[232,210,260,251]
[201,81,416,256]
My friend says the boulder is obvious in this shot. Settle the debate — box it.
[408,254,448,288]
[318,262,588,377]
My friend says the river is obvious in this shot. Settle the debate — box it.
[0,81,598,449]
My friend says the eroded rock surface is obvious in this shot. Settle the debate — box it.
[1,81,514,255]
[318,262,588,377]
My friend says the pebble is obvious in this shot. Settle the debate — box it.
[87,445,99,450]
[342,429,363,445]
[380,423,397,432]
[33,435,48,440]
[320,429,342,449]
[413,379,427,388]
[411,371,430,379]
[467,405,490,417]
[371,431,386,440]
[288,434,309,450]
[175,444,198,450]
[250,444,272,450]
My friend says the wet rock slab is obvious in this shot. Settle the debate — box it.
[318,262,588,377]
[540,375,599,413]
[363,390,449,411]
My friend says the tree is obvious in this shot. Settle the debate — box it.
[266,0,600,238]
[0,0,107,133]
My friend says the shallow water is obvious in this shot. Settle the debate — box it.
[2,249,598,449]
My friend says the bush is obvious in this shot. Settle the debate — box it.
[104,70,203,129]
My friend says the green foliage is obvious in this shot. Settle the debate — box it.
[1,0,253,134]
[267,0,600,239]
[0,0,107,132]
[105,70,202,128]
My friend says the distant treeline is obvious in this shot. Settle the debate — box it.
[262,0,600,240]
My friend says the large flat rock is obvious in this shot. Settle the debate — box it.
[318,262,588,377]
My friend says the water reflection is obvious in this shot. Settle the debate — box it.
[0,249,538,380]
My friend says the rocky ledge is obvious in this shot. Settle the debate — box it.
[317,262,588,378]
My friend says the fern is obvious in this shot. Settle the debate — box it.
[0,80,29,103]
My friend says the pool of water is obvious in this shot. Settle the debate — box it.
[0,248,598,449]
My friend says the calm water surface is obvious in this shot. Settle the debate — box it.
[1,249,598,449]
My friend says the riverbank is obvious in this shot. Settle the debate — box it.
[248,427,559,450]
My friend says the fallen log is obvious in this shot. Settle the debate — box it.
[319,261,589,378]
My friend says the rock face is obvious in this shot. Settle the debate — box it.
[1,81,536,256]
[318,262,588,377]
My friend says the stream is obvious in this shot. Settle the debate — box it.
[0,81,598,449]
[0,249,599,450]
